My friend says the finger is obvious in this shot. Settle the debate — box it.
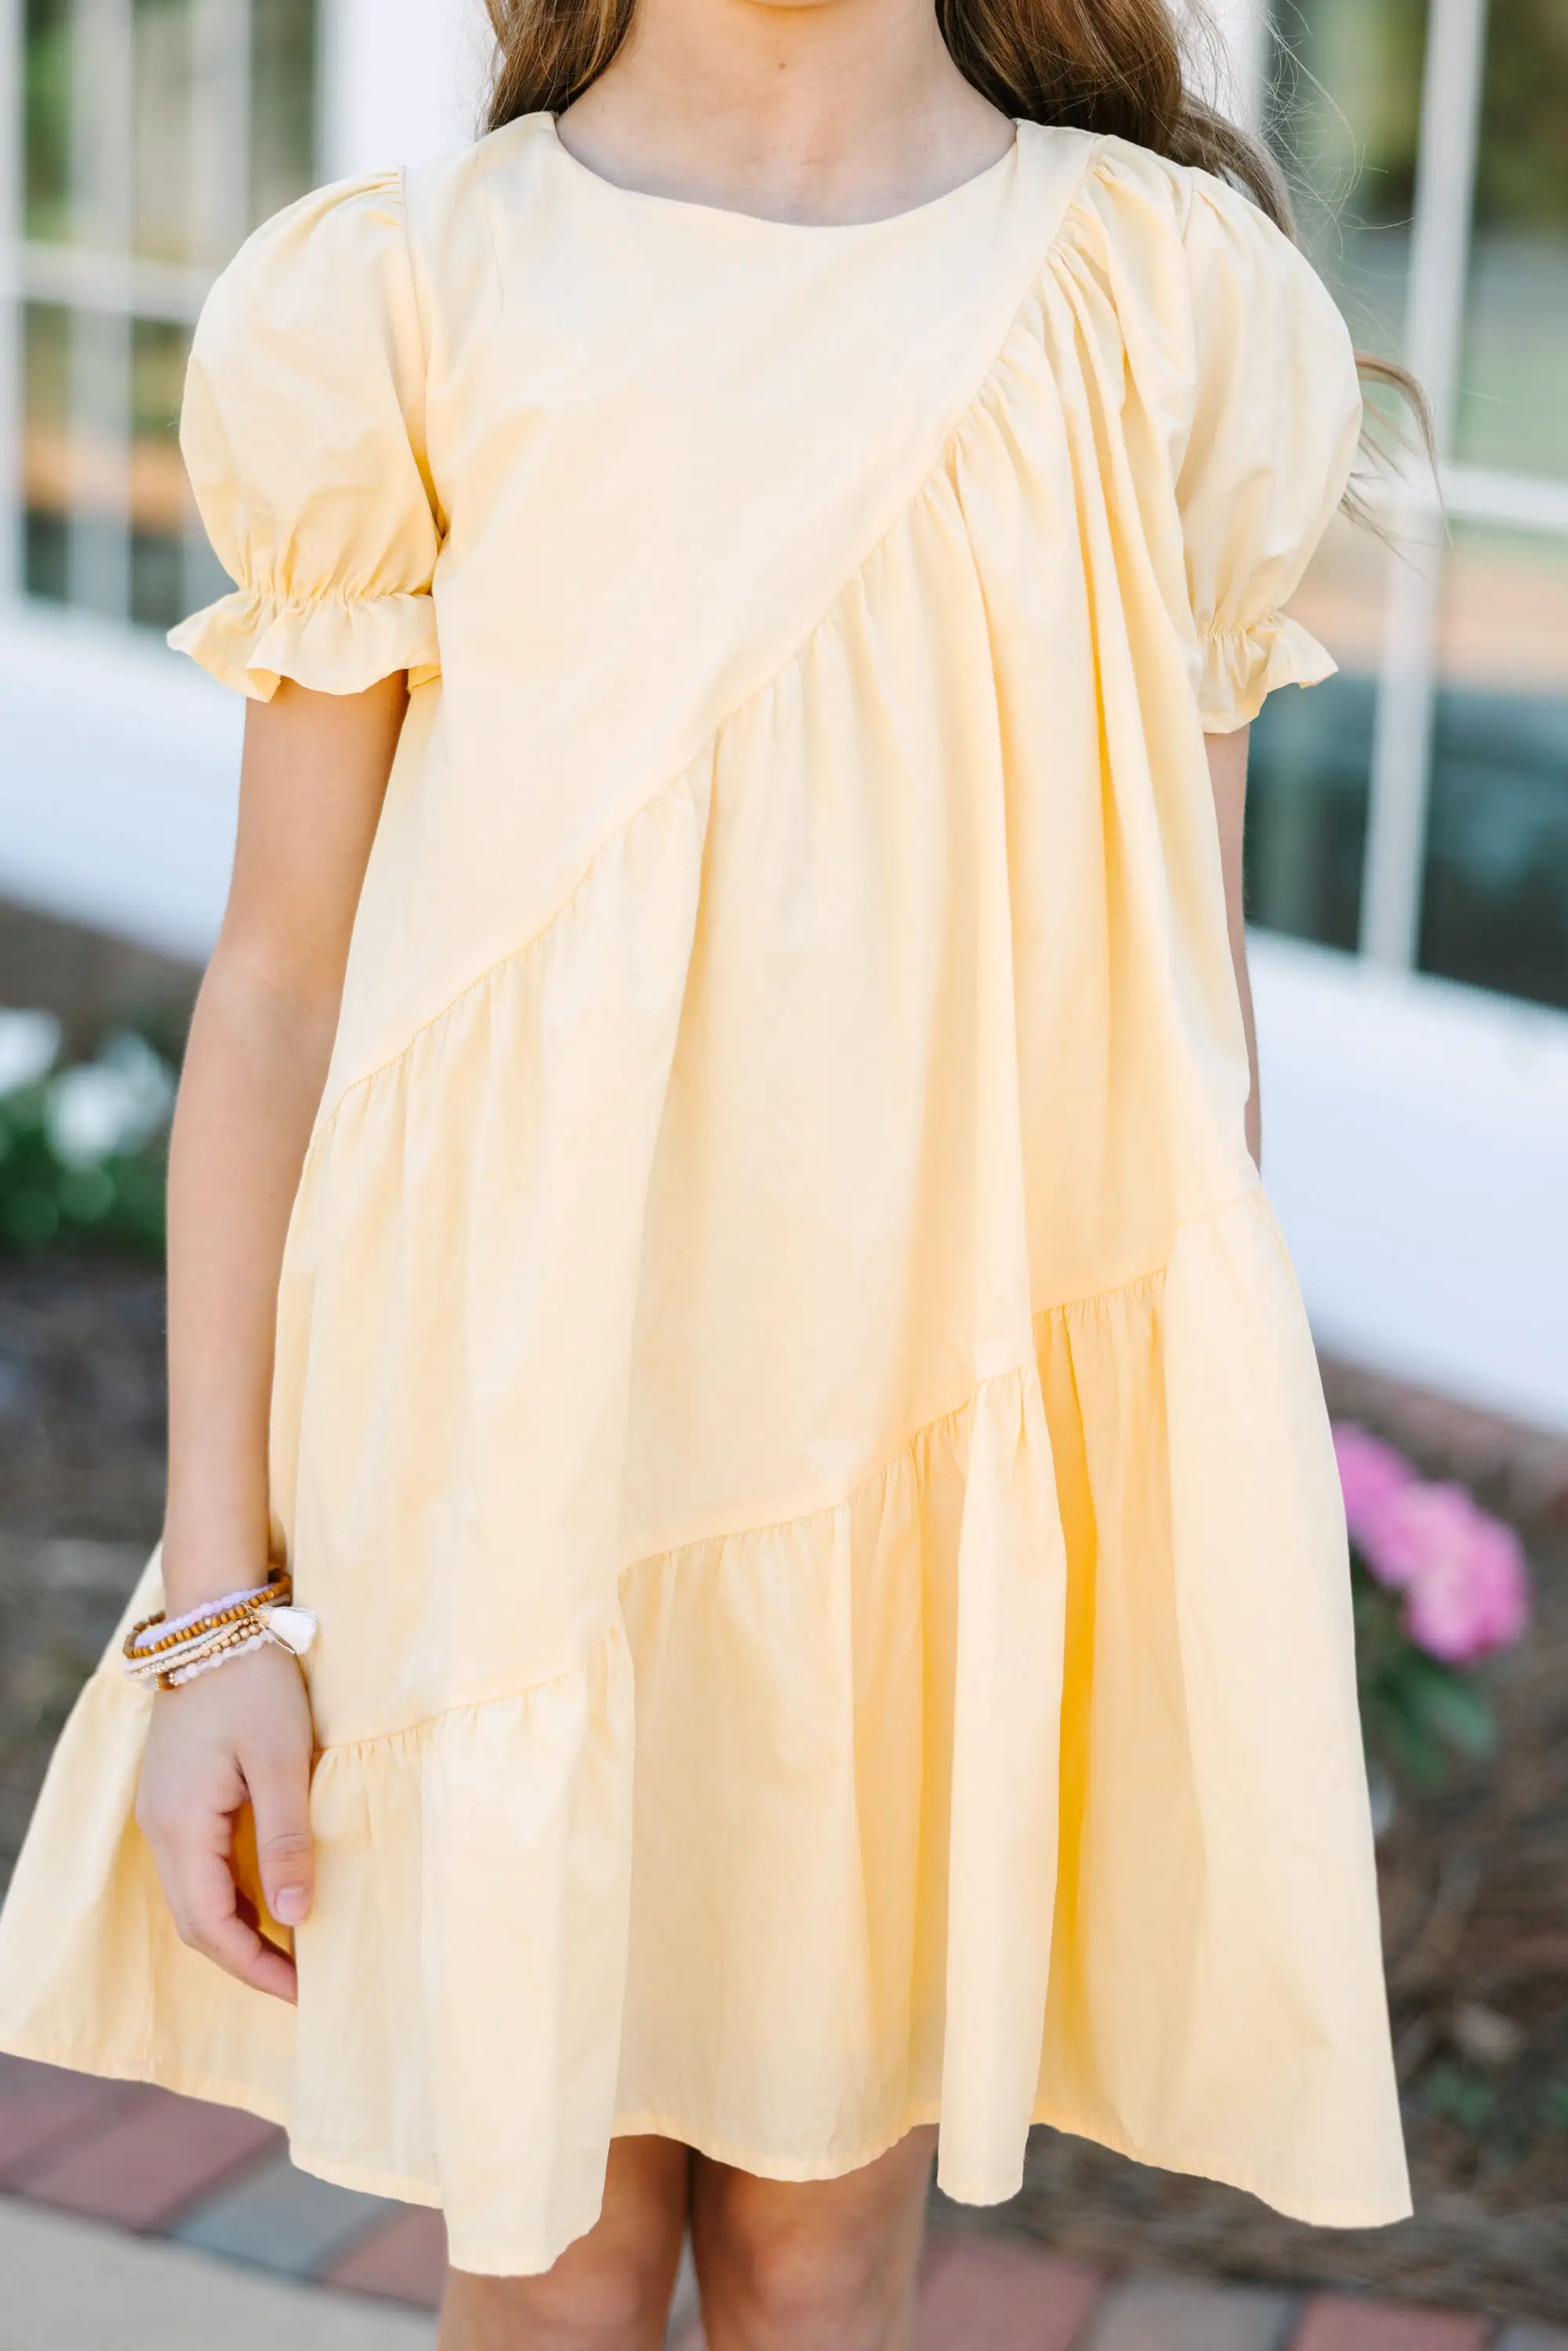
[244,1736,315,1928]
[168,1841,299,2003]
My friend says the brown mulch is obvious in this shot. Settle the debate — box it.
[2,1255,1565,2323]
[0,1254,168,1878]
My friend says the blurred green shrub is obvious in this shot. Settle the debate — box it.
[0,1010,174,1258]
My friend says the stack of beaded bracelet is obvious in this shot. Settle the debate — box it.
[122,1571,318,1692]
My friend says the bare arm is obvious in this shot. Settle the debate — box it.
[136,676,406,2001]
[1205,724,1260,1170]
[161,678,406,1602]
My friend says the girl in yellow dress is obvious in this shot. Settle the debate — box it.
[0,0,1414,2340]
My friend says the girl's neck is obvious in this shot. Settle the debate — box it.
[554,0,1014,226]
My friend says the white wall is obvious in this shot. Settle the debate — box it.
[319,0,491,180]
[0,604,241,961]
[1203,0,1268,123]
[1252,936,1568,1433]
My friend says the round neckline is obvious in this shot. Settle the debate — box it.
[542,113,1023,234]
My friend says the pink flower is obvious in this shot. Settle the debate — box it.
[1332,1421,1530,1665]
[1370,1482,1531,1665]
[1333,1423,1417,1566]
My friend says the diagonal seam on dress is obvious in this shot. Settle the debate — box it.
[264,1186,1254,1755]
[302,136,1117,1159]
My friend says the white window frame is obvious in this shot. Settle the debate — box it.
[1210,0,1566,986]
[1339,0,1566,974]
[1361,0,1483,971]
[0,0,258,631]
[0,0,23,606]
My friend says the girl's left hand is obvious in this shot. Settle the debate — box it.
[135,1640,315,2003]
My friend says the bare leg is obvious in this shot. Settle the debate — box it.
[691,2125,938,2351]
[438,2135,690,2351]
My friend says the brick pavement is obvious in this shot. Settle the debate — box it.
[0,2056,1562,2346]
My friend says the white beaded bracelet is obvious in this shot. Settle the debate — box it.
[122,1576,318,1692]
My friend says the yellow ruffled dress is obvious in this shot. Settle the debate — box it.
[0,116,1411,2272]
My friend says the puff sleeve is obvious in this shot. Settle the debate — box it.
[168,172,441,701]
[1175,177,1363,733]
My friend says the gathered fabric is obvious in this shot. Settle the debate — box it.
[1197,612,1336,732]
[0,116,1409,2273]
[170,585,442,700]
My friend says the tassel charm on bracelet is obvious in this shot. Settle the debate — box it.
[122,1571,318,1691]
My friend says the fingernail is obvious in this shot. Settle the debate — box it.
[274,1885,310,1924]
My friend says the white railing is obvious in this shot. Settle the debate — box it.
[1361,0,1492,973]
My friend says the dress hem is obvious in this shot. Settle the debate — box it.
[0,2028,1414,2262]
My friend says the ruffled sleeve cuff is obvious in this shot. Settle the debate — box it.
[167,586,441,702]
[1196,610,1337,735]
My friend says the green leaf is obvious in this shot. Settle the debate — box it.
[1537,2081,1568,2135]
[1423,2063,1498,2135]
[1385,1711,1450,1791]
[58,1163,116,1224]
[1399,1661,1497,1757]
[3,1189,59,1250]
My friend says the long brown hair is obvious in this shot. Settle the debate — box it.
[481,0,1430,486]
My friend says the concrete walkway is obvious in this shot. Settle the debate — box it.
[0,2197,435,2350]
[2,2057,1563,2349]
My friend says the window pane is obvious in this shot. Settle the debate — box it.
[23,302,71,602]
[1455,0,1568,480]
[130,316,191,629]
[252,0,317,229]
[134,0,195,263]
[69,0,136,252]
[25,302,130,619]
[1265,0,1427,357]
[24,0,74,242]
[1247,515,1390,950]
[17,2,321,634]
[1420,528,1568,1009]
[75,307,134,616]
[1250,1,1425,955]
